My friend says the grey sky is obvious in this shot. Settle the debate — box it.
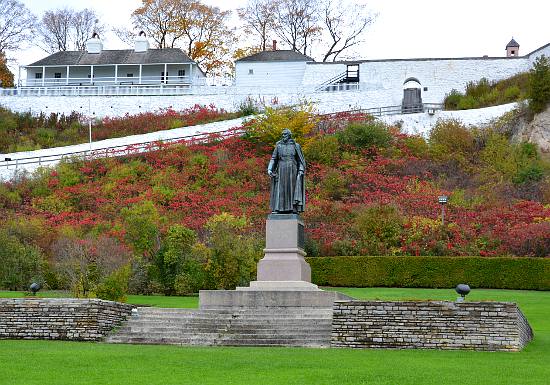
[13,0,550,68]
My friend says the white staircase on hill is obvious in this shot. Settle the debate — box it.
[105,307,333,347]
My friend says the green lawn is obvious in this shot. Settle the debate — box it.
[0,288,549,385]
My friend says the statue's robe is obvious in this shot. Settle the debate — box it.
[268,139,306,213]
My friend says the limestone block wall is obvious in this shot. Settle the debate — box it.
[0,298,133,341]
[332,300,533,351]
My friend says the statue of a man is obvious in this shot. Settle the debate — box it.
[268,129,306,213]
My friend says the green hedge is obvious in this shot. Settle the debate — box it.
[306,256,550,290]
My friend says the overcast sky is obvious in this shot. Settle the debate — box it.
[12,0,550,70]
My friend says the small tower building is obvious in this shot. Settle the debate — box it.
[506,38,520,57]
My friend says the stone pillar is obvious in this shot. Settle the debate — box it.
[257,213,311,282]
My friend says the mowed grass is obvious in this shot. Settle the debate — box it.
[0,288,549,385]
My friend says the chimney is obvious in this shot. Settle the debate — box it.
[272,40,277,51]
[86,32,102,54]
[134,31,150,53]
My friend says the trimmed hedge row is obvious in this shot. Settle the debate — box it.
[306,256,550,290]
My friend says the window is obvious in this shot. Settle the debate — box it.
[127,73,133,77]
[54,73,62,78]
[248,69,254,75]
[35,73,42,79]
[511,50,516,55]
[178,69,185,77]
[161,71,167,83]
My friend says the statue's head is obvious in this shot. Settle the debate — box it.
[281,129,292,142]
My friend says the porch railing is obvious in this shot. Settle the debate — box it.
[1,84,193,96]
[24,74,192,87]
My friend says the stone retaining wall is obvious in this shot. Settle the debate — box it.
[332,301,533,351]
[0,298,133,341]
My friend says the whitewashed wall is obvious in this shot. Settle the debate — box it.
[528,43,550,65]
[235,61,308,87]
[357,57,531,106]
[0,88,426,118]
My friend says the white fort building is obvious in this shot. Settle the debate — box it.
[1,36,549,117]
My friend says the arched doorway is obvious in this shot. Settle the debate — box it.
[402,77,423,113]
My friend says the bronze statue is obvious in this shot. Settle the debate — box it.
[268,129,306,213]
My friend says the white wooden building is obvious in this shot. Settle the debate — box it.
[234,48,314,88]
[21,34,205,93]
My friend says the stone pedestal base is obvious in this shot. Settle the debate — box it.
[237,280,319,291]
[257,214,311,282]
[199,289,351,309]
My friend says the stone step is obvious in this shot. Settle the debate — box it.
[106,336,330,347]
[106,336,329,347]
[108,329,330,336]
[132,310,332,319]
[123,319,331,325]
[106,306,334,348]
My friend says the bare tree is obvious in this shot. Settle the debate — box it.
[238,0,276,51]
[0,0,36,54]
[320,1,376,62]
[72,8,104,51]
[37,7,104,53]
[38,8,72,53]
[273,0,320,54]
[112,26,136,47]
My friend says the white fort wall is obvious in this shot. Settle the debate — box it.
[303,56,530,106]
[0,89,421,118]
[1,51,542,117]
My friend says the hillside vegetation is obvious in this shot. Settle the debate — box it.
[444,55,550,112]
[0,107,549,298]
[0,104,246,153]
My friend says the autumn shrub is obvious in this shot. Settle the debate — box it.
[320,169,350,200]
[308,256,550,289]
[304,135,340,165]
[336,120,392,150]
[428,119,476,166]
[351,204,404,255]
[204,213,262,290]
[95,265,131,302]
[152,224,202,295]
[444,73,529,110]
[244,104,316,146]
[528,55,550,113]
[0,229,44,290]
[503,222,550,257]
[0,183,21,208]
[121,201,163,258]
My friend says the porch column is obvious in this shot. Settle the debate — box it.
[18,66,21,87]
[164,63,167,84]
[66,66,70,85]
[139,64,142,84]
[114,64,118,85]
[42,66,45,86]
[90,65,94,84]
[189,64,193,84]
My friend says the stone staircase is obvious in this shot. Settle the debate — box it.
[105,307,333,347]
